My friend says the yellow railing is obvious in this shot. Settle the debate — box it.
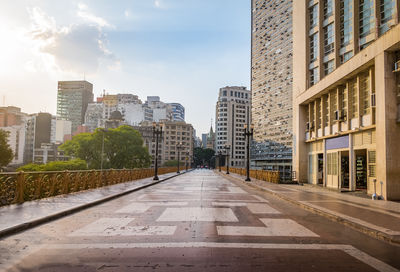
[220,167,280,184]
[0,167,178,206]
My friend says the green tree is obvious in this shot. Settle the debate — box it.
[193,147,215,167]
[0,129,13,169]
[17,159,88,172]
[60,126,150,169]
[163,160,185,167]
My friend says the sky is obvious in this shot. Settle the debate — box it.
[0,0,251,135]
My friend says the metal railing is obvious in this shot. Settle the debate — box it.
[0,167,178,206]
[221,167,280,183]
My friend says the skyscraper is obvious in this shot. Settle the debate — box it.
[293,0,400,200]
[169,103,185,122]
[250,0,293,178]
[57,81,94,132]
[215,86,251,167]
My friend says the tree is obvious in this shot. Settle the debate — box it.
[193,147,215,167]
[60,125,151,169]
[0,129,13,169]
[17,159,88,172]
[163,160,185,167]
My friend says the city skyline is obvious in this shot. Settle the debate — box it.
[0,0,251,134]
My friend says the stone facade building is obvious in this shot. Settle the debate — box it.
[250,0,293,178]
[293,0,400,200]
[215,86,251,167]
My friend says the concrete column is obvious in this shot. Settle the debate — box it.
[349,134,355,191]
[375,52,400,200]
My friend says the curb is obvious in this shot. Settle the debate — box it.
[0,170,192,239]
[217,171,400,246]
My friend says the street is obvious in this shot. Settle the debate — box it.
[0,170,399,271]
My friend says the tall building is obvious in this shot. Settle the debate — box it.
[169,103,185,121]
[215,86,251,167]
[293,0,400,200]
[57,80,94,132]
[250,0,293,178]
[134,120,194,167]
[24,113,53,163]
[145,96,173,122]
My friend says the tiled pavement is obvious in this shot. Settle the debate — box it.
[0,170,399,271]
[0,171,180,238]
[220,171,400,244]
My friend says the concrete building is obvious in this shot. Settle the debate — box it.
[293,0,400,200]
[57,80,94,133]
[250,0,293,179]
[169,103,185,121]
[0,106,28,165]
[134,121,194,167]
[84,103,104,132]
[215,86,251,167]
[201,133,208,148]
[145,96,173,122]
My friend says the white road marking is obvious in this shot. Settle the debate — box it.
[116,202,188,213]
[212,202,248,207]
[217,218,318,237]
[252,195,269,202]
[41,242,399,272]
[157,207,239,222]
[69,218,176,236]
[247,203,281,214]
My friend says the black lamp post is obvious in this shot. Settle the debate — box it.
[152,122,163,180]
[176,142,183,173]
[244,124,254,182]
[185,151,189,171]
[224,145,230,174]
[218,151,222,172]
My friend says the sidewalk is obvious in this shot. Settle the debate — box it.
[219,171,400,245]
[0,171,187,239]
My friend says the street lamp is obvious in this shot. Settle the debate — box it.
[152,122,163,180]
[176,142,183,174]
[185,151,189,171]
[224,145,230,174]
[244,123,254,182]
[218,151,222,172]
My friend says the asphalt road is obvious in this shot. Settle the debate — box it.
[0,170,399,272]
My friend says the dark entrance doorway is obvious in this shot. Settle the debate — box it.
[341,151,349,189]
[317,153,323,184]
[355,149,367,189]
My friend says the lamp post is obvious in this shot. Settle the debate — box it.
[185,151,189,171]
[244,124,254,182]
[152,122,163,180]
[176,142,183,173]
[224,145,230,174]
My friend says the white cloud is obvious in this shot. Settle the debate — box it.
[124,9,131,19]
[154,0,164,9]
[77,2,111,28]
[26,5,117,75]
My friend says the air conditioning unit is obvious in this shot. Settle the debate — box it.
[334,110,339,121]
[371,93,376,107]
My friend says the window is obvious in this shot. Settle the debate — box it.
[360,72,370,115]
[340,87,348,118]
[349,79,358,119]
[359,0,375,48]
[340,51,354,64]
[368,150,376,177]
[310,67,319,86]
[324,23,335,56]
[323,95,329,127]
[323,0,333,20]
[309,32,318,61]
[327,152,338,175]
[324,60,335,75]
[223,90,227,96]
[309,4,319,28]
[340,0,353,47]
[379,0,395,35]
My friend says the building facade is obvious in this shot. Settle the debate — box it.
[215,86,251,167]
[134,121,194,167]
[293,0,400,200]
[169,103,185,121]
[250,0,293,178]
[57,80,94,133]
